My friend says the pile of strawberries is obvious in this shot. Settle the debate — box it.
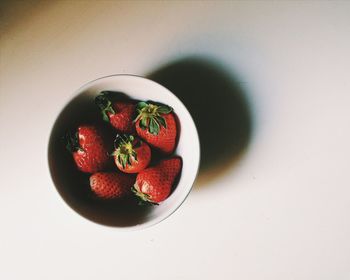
[65,91,182,205]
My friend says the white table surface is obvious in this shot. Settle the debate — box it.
[1,1,350,279]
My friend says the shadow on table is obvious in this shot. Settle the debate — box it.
[147,57,254,188]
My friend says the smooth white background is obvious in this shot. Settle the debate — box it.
[1,1,349,279]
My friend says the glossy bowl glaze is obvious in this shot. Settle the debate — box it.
[48,75,200,230]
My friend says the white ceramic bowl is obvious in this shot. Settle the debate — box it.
[48,75,200,230]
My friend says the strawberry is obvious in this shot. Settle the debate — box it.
[112,134,151,174]
[66,125,111,173]
[95,92,135,134]
[90,172,134,199]
[132,157,182,204]
[134,101,177,154]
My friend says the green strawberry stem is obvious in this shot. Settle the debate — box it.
[65,131,83,153]
[112,134,139,169]
[134,101,173,135]
[95,92,116,122]
[131,185,159,206]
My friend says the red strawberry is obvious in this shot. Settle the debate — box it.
[132,157,182,204]
[112,134,151,174]
[134,101,177,154]
[95,92,135,134]
[66,125,111,173]
[90,172,134,199]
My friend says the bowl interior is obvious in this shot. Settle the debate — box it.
[48,75,200,229]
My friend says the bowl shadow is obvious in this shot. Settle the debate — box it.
[147,57,253,187]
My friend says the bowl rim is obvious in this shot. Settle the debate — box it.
[47,74,201,231]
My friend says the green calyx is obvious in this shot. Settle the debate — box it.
[131,184,159,206]
[134,101,173,135]
[65,131,83,153]
[95,92,116,122]
[112,134,139,169]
